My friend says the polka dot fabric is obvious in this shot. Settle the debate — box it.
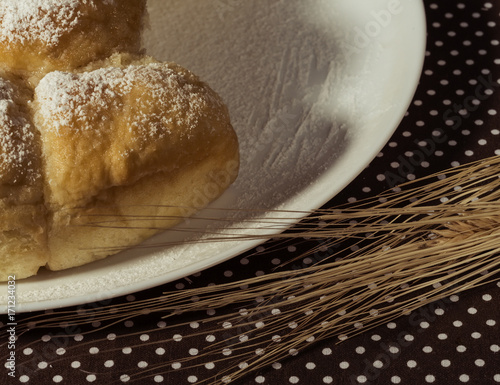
[4,1,500,384]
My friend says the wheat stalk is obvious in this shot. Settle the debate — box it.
[2,156,500,384]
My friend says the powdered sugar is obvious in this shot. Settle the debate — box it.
[0,78,38,185]
[34,63,218,139]
[144,0,351,211]
[0,0,114,46]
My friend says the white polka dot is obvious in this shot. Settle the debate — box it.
[86,374,97,382]
[53,375,63,383]
[206,308,216,316]
[289,376,299,384]
[71,361,81,369]
[20,376,29,383]
[373,360,384,369]
[206,334,216,342]
[189,348,199,356]
[441,360,451,368]
[188,376,198,383]
[272,308,281,315]
[340,361,349,369]
[321,348,333,356]
[475,359,485,367]
[356,346,366,354]
[323,377,333,384]
[154,376,164,383]
[156,348,165,355]
[491,344,500,353]
[104,360,114,368]
[459,374,470,382]
[41,335,51,342]
[122,347,132,354]
[289,348,299,356]
[426,375,436,383]
[391,376,401,384]
[255,376,265,384]
[407,360,417,368]
[389,346,400,355]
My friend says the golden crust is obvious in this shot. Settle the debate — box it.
[0,0,147,84]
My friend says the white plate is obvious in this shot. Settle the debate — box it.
[1,0,426,313]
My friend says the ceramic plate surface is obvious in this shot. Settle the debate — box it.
[1,0,426,313]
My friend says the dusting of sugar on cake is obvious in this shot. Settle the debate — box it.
[0,78,39,185]
[0,0,115,46]
[34,63,224,138]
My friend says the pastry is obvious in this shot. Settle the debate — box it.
[0,2,240,280]
[34,54,239,271]
[0,0,147,84]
